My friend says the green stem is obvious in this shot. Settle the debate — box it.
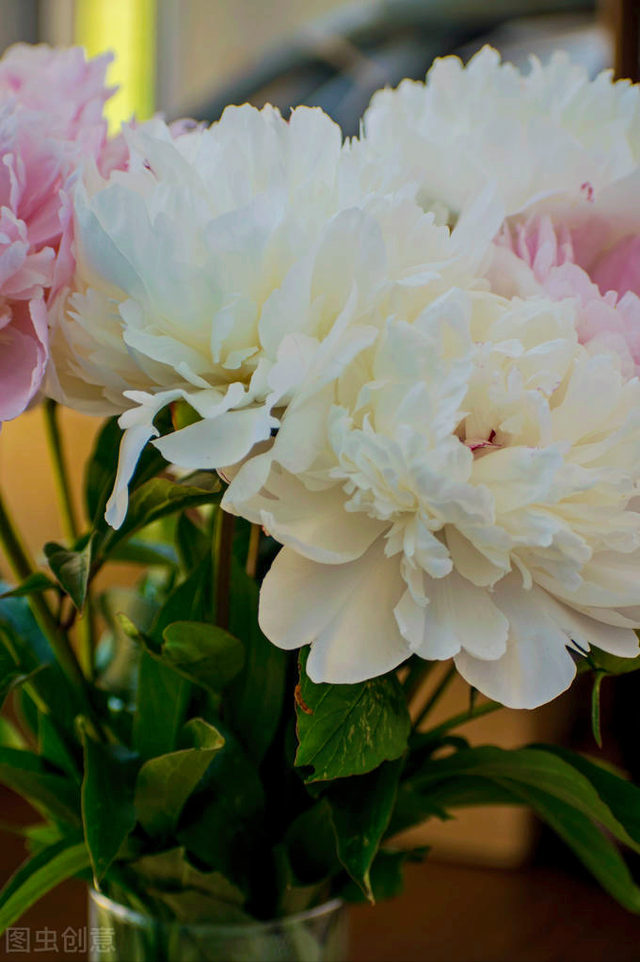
[403,658,435,704]
[412,662,457,731]
[214,508,235,631]
[43,400,79,545]
[416,698,502,743]
[0,629,49,715]
[0,490,102,735]
[0,489,36,581]
[78,597,96,682]
[245,523,260,579]
[43,400,97,676]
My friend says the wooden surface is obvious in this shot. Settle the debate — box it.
[350,859,640,962]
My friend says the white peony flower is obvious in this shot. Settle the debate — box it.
[224,289,640,709]
[363,47,640,381]
[362,45,640,221]
[47,104,498,527]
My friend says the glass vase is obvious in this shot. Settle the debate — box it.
[88,888,348,962]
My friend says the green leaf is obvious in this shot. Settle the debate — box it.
[339,848,427,904]
[389,774,516,836]
[0,573,58,599]
[408,746,640,855]
[394,748,640,914]
[295,648,411,782]
[161,621,244,693]
[0,835,89,934]
[44,537,93,611]
[175,512,209,572]
[24,823,63,853]
[38,712,79,782]
[0,590,53,667]
[589,647,640,676]
[504,780,640,913]
[225,559,288,764]
[0,643,39,711]
[272,843,333,916]
[133,652,192,760]
[0,598,79,729]
[177,470,222,493]
[132,558,215,759]
[0,717,27,750]
[108,539,178,568]
[171,399,202,432]
[134,719,224,839]
[177,731,265,889]
[395,744,640,911]
[537,746,640,849]
[327,759,403,902]
[131,847,241,895]
[0,748,80,825]
[80,724,139,882]
[101,478,220,559]
[97,588,159,693]
[148,888,251,924]
[284,801,341,885]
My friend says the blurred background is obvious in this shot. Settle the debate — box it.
[1,1,640,959]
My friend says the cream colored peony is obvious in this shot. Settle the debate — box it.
[224,289,640,709]
[362,45,640,221]
[47,104,497,527]
[363,46,640,379]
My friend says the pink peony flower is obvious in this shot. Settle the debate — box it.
[0,43,114,423]
[492,210,640,377]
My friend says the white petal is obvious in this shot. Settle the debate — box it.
[394,570,508,661]
[105,420,160,529]
[445,525,506,587]
[226,457,384,563]
[260,477,383,564]
[153,406,274,469]
[455,580,578,709]
[259,539,410,683]
[549,601,639,659]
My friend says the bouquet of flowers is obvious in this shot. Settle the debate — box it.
[2,40,640,962]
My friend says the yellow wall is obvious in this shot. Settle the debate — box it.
[0,407,100,562]
[75,0,156,129]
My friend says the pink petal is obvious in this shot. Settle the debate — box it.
[0,296,48,421]
[591,234,640,300]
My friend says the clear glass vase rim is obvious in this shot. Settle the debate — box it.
[89,886,344,935]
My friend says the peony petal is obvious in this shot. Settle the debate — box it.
[226,462,383,563]
[0,298,48,421]
[105,420,160,529]
[395,570,509,662]
[259,538,410,683]
[455,580,578,709]
[154,406,275,470]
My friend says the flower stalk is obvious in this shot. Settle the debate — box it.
[43,399,97,679]
[43,400,79,545]
[417,698,502,743]
[403,658,436,704]
[0,489,101,734]
[412,663,457,731]
[214,508,235,631]
[245,523,260,579]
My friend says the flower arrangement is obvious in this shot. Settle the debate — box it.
[2,40,640,962]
